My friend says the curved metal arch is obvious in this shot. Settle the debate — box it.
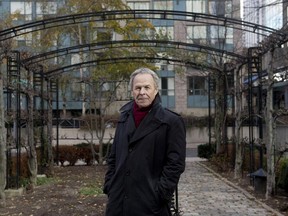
[21,40,246,67]
[0,10,286,44]
[44,56,222,78]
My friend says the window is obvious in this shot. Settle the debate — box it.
[127,1,150,18]
[11,1,32,20]
[210,26,233,45]
[152,1,174,18]
[186,25,207,44]
[71,54,81,65]
[186,0,206,14]
[154,1,173,10]
[188,76,207,95]
[71,85,82,101]
[160,77,174,96]
[100,82,113,92]
[16,28,33,46]
[225,1,232,17]
[155,26,174,40]
[36,2,57,19]
[209,0,232,17]
[127,1,149,9]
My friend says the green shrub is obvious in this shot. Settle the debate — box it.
[277,158,288,192]
[197,143,215,159]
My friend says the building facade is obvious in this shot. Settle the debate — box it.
[243,0,283,47]
[121,0,241,116]
[1,0,241,118]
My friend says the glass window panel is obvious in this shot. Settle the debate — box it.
[211,26,225,38]
[71,54,80,64]
[194,76,205,89]
[186,0,206,14]
[162,77,168,89]
[209,0,232,17]
[154,1,173,10]
[127,2,149,10]
[186,26,207,42]
[194,26,205,38]
[225,1,232,17]
[36,2,57,18]
[167,77,174,96]
[194,26,206,38]
[127,2,150,18]
[167,64,174,71]
[211,26,233,39]
[11,2,32,20]
[188,77,194,95]
[16,28,32,45]
[188,76,206,95]
[160,77,174,96]
[209,1,216,15]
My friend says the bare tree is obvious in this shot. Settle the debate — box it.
[82,77,127,165]
[264,50,276,198]
[0,16,14,206]
[234,63,246,178]
[0,61,7,207]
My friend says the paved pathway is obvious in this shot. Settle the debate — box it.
[177,158,284,216]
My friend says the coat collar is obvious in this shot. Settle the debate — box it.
[119,94,165,145]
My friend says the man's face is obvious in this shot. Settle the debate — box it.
[132,73,158,108]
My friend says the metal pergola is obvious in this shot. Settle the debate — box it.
[1,10,287,196]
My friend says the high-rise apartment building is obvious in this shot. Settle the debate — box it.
[1,0,241,117]
[243,0,283,47]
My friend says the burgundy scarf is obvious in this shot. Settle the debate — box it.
[133,102,152,127]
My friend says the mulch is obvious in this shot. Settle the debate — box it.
[0,161,287,216]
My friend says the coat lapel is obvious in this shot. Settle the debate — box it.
[129,110,162,145]
[126,111,136,142]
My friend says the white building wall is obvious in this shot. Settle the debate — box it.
[52,126,260,146]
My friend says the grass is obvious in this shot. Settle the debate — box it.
[79,184,103,196]
[37,175,57,186]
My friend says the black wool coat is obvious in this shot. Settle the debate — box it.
[103,95,186,216]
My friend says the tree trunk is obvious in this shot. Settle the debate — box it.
[214,71,225,154]
[27,72,38,189]
[27,91,37,188]
[0,67,7,207]
[98,115,105,165]
[265,50,276,198]
[78,24,86,116]
[234,65,244,179]
[46,80,54,177]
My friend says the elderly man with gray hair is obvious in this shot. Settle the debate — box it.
[104,67,186,216]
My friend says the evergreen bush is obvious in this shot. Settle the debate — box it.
[197,143,215,159]
[277,158,288,192]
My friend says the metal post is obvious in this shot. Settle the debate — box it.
[16,52,21,189]
[56,79,60,165]
[248,48,255,182]
[208,74,212,147]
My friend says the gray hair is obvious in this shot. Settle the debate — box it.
[129,67,160,90]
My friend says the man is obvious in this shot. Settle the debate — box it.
[103,67,186,216]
